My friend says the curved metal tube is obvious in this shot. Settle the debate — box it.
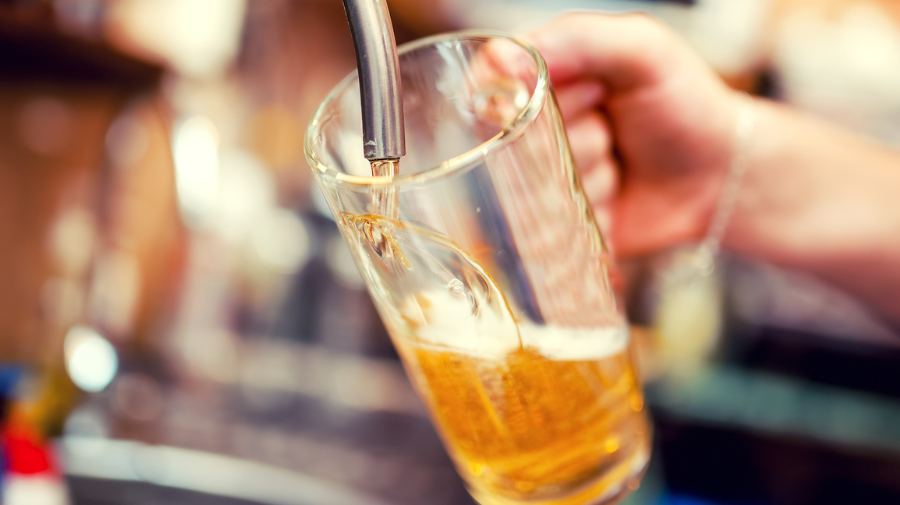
[341,0,406,162]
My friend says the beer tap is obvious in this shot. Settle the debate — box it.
[341,0,405,173]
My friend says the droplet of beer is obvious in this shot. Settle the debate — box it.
[604,436,620,454]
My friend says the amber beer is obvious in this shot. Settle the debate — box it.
[395,322,650,505]
[347,214,651,504]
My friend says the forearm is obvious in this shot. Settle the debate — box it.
[725,98,900,322]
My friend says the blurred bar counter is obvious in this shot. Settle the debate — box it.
[61,339,475,505]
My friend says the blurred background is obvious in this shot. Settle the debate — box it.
[0,0,898,504]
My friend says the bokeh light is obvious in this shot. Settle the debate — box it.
[64,326,118,393]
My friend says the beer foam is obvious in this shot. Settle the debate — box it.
[410,290,521,360]
[518,324,628,361]
[405,289,629,361]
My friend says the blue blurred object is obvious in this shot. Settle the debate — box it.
[0,365,25,498]
[0,366,24,399]
[661,493,768,505]
[665,496,720,505]
[664,495,725,505]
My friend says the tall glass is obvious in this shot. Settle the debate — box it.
[306,32,649,505]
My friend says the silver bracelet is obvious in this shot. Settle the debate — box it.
[677,94,758,280]
[652,95,759,378]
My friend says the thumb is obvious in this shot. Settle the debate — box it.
[524,12,677,92]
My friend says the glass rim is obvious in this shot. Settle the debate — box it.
[304,29,550,189]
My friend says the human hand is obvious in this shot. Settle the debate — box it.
[526,13,745,257]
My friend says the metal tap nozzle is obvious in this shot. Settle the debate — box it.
[341,0,406,163]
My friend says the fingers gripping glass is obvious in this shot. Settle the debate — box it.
[306,32,650,505]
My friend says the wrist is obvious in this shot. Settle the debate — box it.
[685,91,757,261]
[721,99,900,322]
[701,93,757,254]
[720,97,782,259]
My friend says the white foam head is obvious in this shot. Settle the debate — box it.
[518,324,628,361]
[408,289,520,359]
[403,289,629,361]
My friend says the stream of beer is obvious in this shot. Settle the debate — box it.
[370,159,400,220]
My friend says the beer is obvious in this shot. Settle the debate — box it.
[345,213,649,504]
[397,308,649,504]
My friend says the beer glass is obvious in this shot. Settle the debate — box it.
[306,32,649,505]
